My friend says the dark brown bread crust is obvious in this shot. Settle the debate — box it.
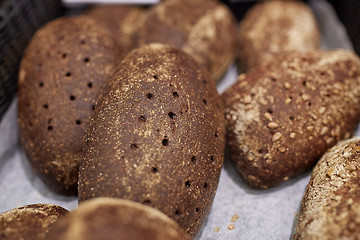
[85,5,145,52]
[294,137,360,239]
[79,43,225,237]
[44,198,191,240]
[17,16,124,195]
[223,50,360,189]
[133,0,237,82]
[238,0,320,72]
[0,204,68,240]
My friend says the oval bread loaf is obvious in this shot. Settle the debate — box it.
[0,204,68,240]
[134,0,237,82]
[79,43,225,237]
[238,0,320,72]
[223,50,360,188]
[85,5,145,52]
[17,16,124,195]
[294,137,360,239]
[44,198,191,240]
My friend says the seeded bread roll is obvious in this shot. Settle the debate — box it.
[134,0,237,82]
[79,43,225,237]
[238,0,320,72]
[44,198,191,240]
[223,50,360,188]
[85,5,145,52]
[294,137,360,239]
[0,204,68,240]
[17,16,124,195]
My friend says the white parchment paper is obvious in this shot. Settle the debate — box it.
[0,1,357,239]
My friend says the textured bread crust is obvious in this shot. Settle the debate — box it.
[17,16,123,195]
[85,5,145,52]
[133,0,237,82]
[79,43,225,237]
[0,204,68,240]
[238,0,320,72]
[44,198,191,240]
[294,137,360,239]
[223,50,360,188]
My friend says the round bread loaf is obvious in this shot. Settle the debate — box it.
[294,137,360,239]
[0,204,68,240]
[238,1,320,72]
[133,0,237,82]
[44,198,191,240]
[79,43,225,237]
[223,50,360,188]
[17,16,124,195]
[85,5,145,52]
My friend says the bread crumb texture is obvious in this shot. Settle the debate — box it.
[223,50,360,188]
[44,198,191,240]
[238,0,320,71]
[0,204,68,240]
[294,137,360,239]
[79,43,225,237]
[17,16,123,194]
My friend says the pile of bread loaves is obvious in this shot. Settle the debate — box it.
[1,0,360,239]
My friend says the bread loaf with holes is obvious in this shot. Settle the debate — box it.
[238,1,320,72]
[17,16,124,195]
[133,0,237,82]
[44,198,191,240]
[294,137,360,239]
[0,204,68,240]
[223,50,360,189]
[79,43,225,237]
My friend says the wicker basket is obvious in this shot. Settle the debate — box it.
[0,0,63,122]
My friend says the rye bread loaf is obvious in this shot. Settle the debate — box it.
[223,50,360,188]
[0,204,68,240]
[17,16,124,195]
[238,0,320,72]
[78,43,225,237]
[133,0,237,82]
[85,5,145,52]
[44,198,191,240]
[294,137,360,239]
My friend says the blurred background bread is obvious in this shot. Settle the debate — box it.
[85,5,145,53]
[134,0,238,83]
[0,204,68,240]
[44,198,191,240]
[238,0,320,72]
